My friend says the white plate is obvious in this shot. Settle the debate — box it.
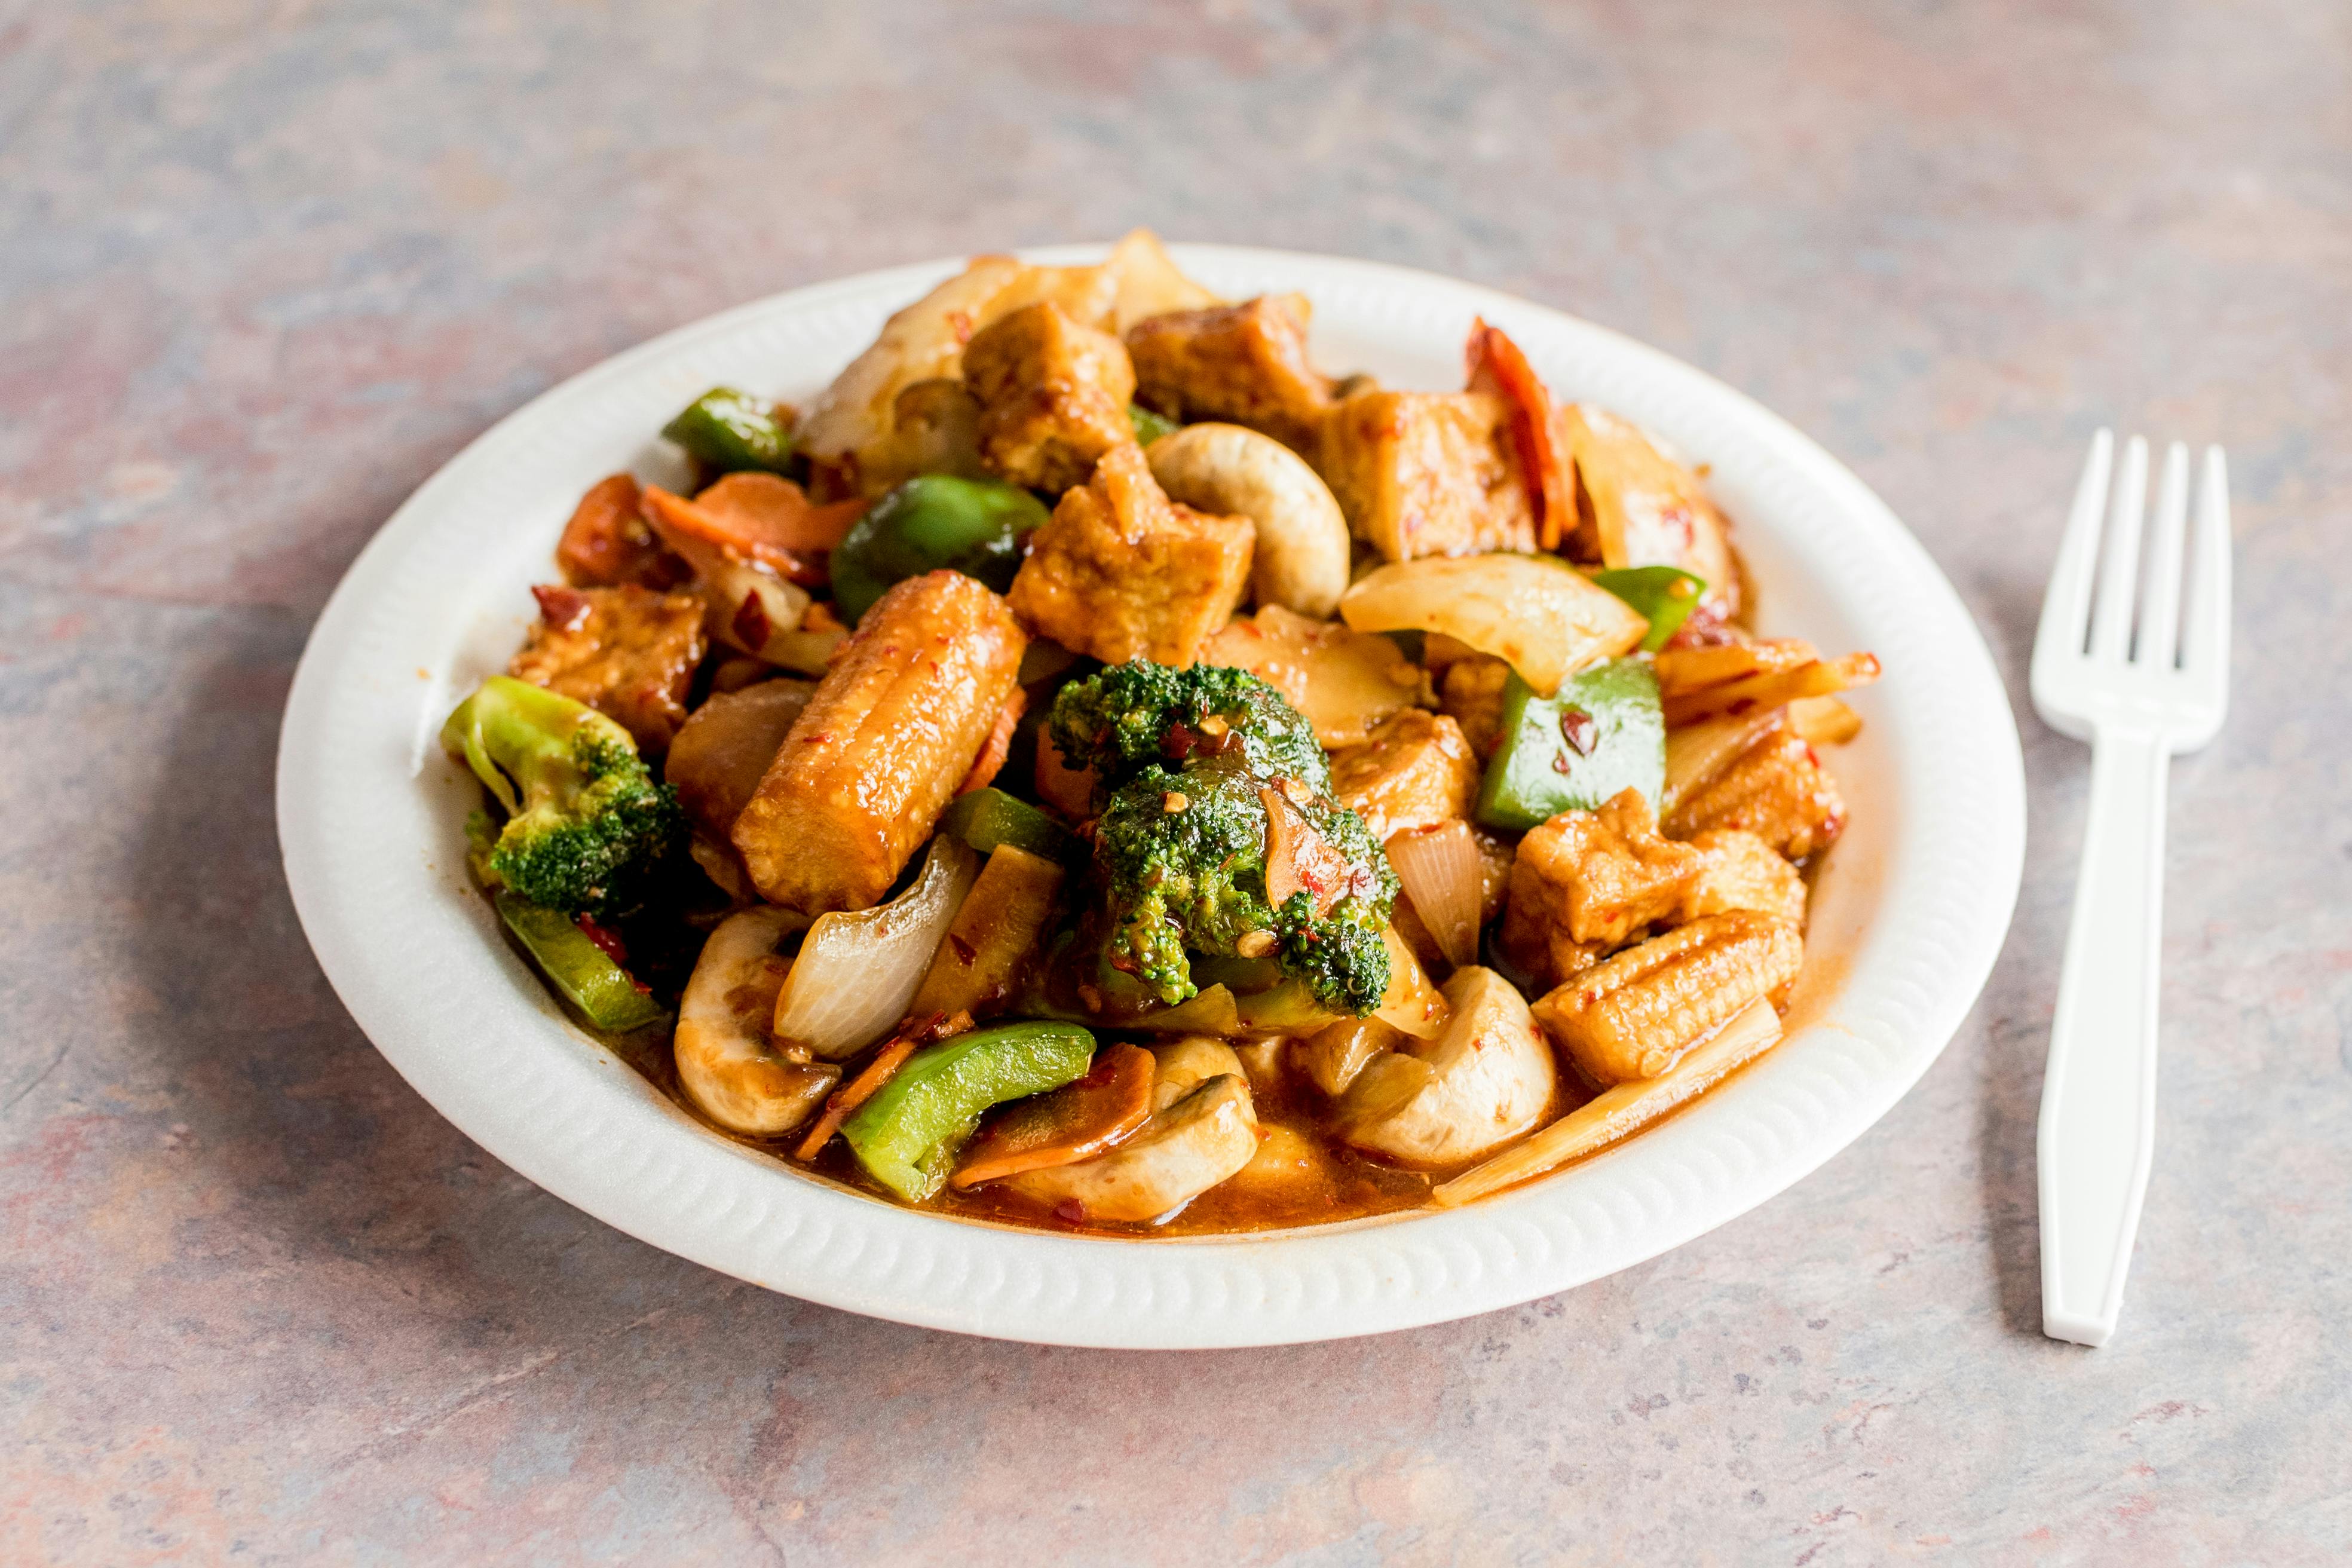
[277,244,2024,1349]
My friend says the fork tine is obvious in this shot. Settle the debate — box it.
[2137,442,2191,667]
[2181,445,2231,690]
[2035,429,2112,664]
[2088,436,2148,661]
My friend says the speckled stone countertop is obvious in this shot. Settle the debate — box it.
[5,4,2347,1563]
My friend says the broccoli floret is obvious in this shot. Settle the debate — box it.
[440,675,684,915]
[1047,659,1328,807]
[1094,755,1395,1013]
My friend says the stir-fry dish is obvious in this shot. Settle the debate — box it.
[440,231,1881,1233]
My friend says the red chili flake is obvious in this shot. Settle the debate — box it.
[1557,705,1597,756]
[731,593,771,650]
[574,913,629,966]
[1162,722,1198,760]
[948,933,978,966]
[1551,751,1576,775]
[1804,745,1823,768]
[1052,1199,1087,1224]
[531,584,593,633]
[802,731,834,744]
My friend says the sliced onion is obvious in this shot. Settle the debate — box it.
[1383,822,1482,968]
[1338,553,1648,697]
[770,837,978,1059]
[1373,926,1448,1040]
[1662,706,1785,811]
[645,500,843,675]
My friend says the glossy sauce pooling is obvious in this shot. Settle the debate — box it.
[599,1007,1597,1237]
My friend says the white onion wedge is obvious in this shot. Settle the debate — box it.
[1384,822,1482,968]
[771,837,978,1059]
[1431,997,1781,1206]
[1338,553,1647,696]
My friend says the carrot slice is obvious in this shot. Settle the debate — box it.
[641,480,856,586]
[697,471,870,552]
[1466,319,1574,552]
[950,1043,1156,1189]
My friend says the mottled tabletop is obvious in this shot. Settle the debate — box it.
[5,2,2348,1564]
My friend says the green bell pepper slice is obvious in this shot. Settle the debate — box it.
[939,786,1077,863]
[494,891,667,1033]
[1128,403,1180,445]
[662,387,795,474]
[1474,657,1665,831]
[1590,566,1707,653]
[829,474,1051,623]
[840,1022,1098,1201]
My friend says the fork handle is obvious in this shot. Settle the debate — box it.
[2037,724,2169,1347]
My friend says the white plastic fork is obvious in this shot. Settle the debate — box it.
[2029,430,2231,1348]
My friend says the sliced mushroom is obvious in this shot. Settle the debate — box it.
[1147,423,1352,618]
[1337,966,1555,1167]
[674,906,838,1135]
[1147,1036,1248,1107]
[1002,1039,1258,1222]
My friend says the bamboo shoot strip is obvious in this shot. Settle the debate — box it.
[1431,997,1782,1207]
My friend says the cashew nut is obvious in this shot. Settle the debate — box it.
[1147,422,1351,618]
[675,906,839,1135]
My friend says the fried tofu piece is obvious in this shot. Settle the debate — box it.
[1667,730,1847,860]
[1316,387,1536,561]
[1005,443,1254,667]
[731,571,1027,912]
[1679,828,1808,927]
[1532,910,1802,1084]
[1126,294,1333,455]
[1331,710,1480,843]
[1560,405,1741,622]
[962,301,1138,493]
[509,584,707,753]
[1440,654,1512,758]
[1503,786,1702,968]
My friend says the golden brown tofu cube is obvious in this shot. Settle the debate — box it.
[730,571,1027,912]
[1005,443,1254,667]
[1679,828,1808,927]
[961,301,1138,493]
[1560,403,1741,623]
[1316,388,1536,561]
[1512,789,1704,951]
[1439,654,1512,760]
[508,583,707,753]
[1330,709,1480,843]
[1667,730,1848,860]
[1126,293,1333,455]
[1532,909,1802,1084]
